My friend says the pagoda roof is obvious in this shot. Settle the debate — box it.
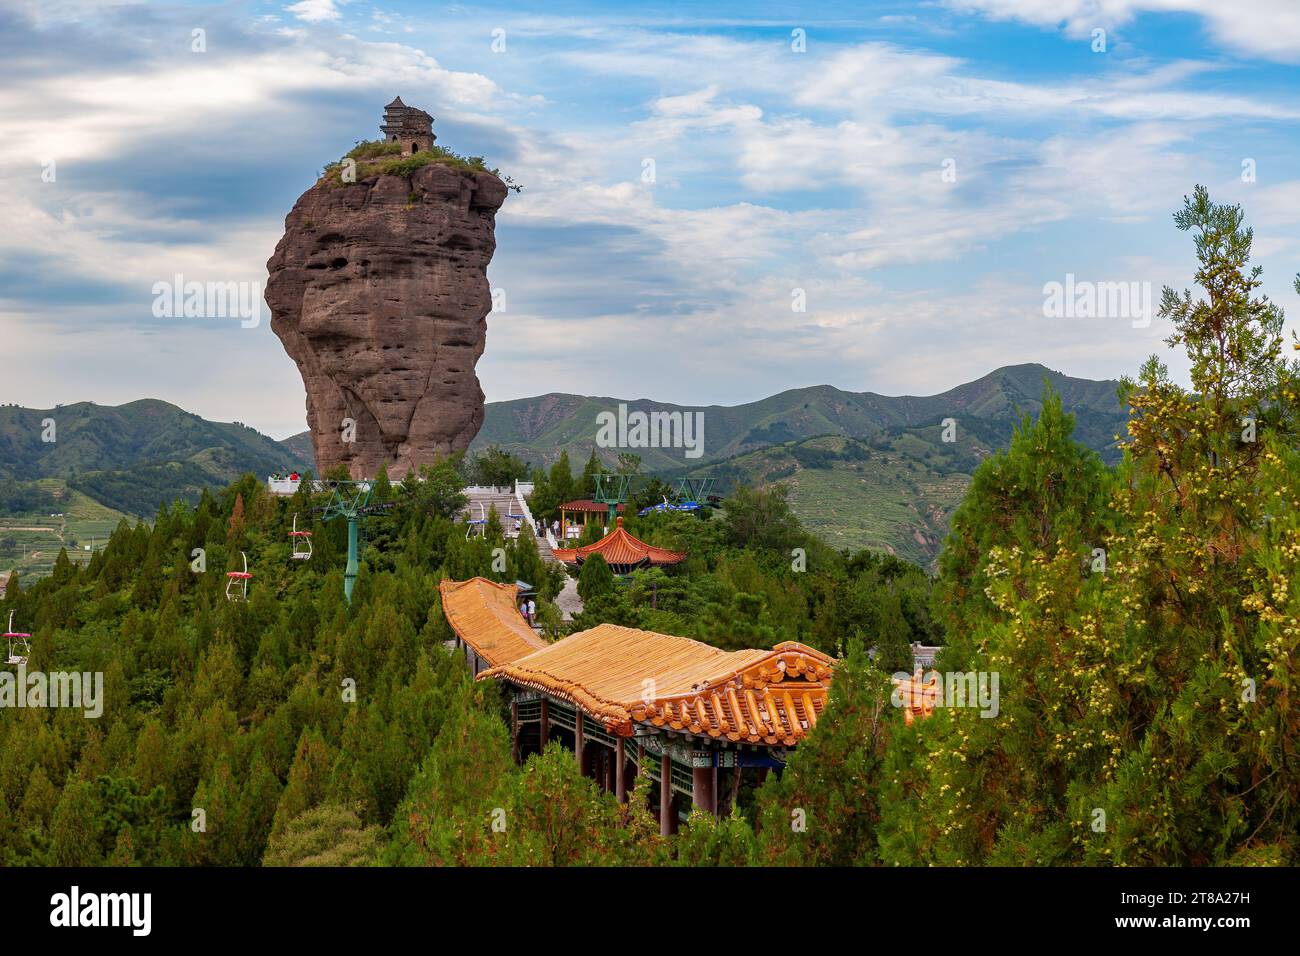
[480,625,834,746]
[559,499,625,514]
[385,95,406,108]
[439,577,547,668]
[552,516,685,570]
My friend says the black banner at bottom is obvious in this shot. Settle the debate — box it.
[0,865,1278,942]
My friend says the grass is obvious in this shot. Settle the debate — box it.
[321,139,519,189]
[784,458,969,568]
[693,434,973,568]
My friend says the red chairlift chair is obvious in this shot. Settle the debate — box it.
[4,610,31,665]
[290,514,313,561]
[226,551,252,602]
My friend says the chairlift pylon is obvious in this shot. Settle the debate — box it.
[4,610,31,666]
[225,551,251,602]
[289,514,313,561]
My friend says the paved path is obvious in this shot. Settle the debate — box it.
[555,576,583,621]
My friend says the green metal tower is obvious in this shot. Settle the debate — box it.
[673,477,715,505]
[318,480,393,604]
[592,473,632,528]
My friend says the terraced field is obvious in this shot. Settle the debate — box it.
[782,455,971,566]
[691,433,980,568]
[0,479,129,579]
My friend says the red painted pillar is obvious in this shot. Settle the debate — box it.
[659,752,673,836]
[692,764,716,815]
[539,698,549,751]
[615,738,627,803]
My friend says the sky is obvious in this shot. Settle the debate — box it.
[2,0,1298,439]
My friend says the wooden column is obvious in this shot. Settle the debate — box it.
[659,752,673,836]
[539,698,549,750]
[692,764,717,815]
[510,700,520,763]
[575,711,585,776]
[615,738,627,803]
[724,762,742,816]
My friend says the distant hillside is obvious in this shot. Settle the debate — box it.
[470,363,1124,472]
[278,430,316,465]
[465,363,1123,566]
[0,479,128,579]
[0,400,310,516]
[3,363,1122,563]
[691,429,989,568]
[285,363,1123,478]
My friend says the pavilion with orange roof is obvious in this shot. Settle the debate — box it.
[438,576,932,833]
[551,516,686,575]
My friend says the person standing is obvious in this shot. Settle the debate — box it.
[526,598,536,625]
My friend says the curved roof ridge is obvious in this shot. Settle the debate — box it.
[552,517,686,568]
[439,577,547,668]
[476,622,836,745]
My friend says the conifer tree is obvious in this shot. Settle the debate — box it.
[577,552,615,603]
[754,642,891,865]
[580,448,602,497]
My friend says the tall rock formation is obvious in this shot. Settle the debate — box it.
[266,104,507,478]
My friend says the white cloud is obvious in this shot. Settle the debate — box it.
[945,0,1300,62]
[286,0,344,25]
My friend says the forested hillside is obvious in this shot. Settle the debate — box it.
[0,463,934,865]
[0,400,310,518]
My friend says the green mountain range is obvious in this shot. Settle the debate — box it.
[2,363,1123,568]
[0,400,310,518]
[460,363,1124,566]
[468,362,1124,472]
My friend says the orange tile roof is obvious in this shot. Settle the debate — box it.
[438,577,548,668]
[479,624,834,746]
[552,517,686,570]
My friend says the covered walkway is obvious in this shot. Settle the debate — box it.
[438,577,834,834]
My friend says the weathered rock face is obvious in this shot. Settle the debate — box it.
[267,162,507,478]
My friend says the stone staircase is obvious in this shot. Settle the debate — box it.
[463,485,555,562]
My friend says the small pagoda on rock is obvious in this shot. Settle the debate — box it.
[380,96,435,156]
[552,517,686,575]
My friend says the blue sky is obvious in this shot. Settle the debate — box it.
[2,0,1298,438]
